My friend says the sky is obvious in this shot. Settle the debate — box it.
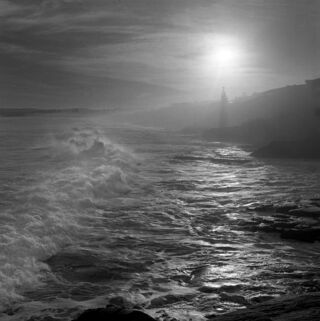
[1,0,320,110]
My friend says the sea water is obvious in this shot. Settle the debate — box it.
[0,114,320,321]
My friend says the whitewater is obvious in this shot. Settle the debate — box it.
[0,114,320,321]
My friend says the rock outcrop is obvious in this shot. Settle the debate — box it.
[208,292,320,321]
[73,297,155,321]
[252,138,320,159]
[72,293,320,321]
[73,309,155,321]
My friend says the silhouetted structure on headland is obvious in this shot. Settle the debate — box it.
[219,87,228,128]
[203,77,320,151]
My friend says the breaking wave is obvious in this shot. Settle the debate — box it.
[0,128,140,309]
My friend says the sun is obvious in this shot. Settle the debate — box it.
[201,35,244,73]
[214,45,241,67]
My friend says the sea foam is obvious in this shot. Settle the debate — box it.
[0,129,139,309]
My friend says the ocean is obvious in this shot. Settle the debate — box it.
[1,114,320,321]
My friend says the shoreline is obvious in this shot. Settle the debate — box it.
[69,292,320,321]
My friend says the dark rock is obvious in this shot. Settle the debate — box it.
[209,292,320,321]
[252,139,320,159]
[73,307,155,321]
[288,207,320,218]
[72,296,153,321]
[280,229,320,242]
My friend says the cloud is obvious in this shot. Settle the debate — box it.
[1,0,320,109]
[0,0,22,17]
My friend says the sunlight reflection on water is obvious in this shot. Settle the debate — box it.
[1,117,320,320]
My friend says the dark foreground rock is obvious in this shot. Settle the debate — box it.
[209,292,320,321]
[252,138,320,159]
[73,297,156,321]
[73,309,155,321]
[72,293,320,321]
[281,228,320,242]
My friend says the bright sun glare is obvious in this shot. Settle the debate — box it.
[201,35,244,74]
[214,45,241,67]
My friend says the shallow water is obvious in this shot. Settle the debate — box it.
[0,115,320,321]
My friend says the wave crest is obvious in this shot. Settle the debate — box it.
[0,128,140,309]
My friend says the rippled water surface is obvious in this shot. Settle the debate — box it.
[1,115,320,321]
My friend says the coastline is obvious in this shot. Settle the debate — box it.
[68,292,320,321]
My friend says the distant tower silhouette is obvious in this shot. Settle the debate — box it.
[219,87,228,128]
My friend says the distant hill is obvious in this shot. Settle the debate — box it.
[249,79,320,158]
[0,108,73,117]
[0,108,115,117]
[203,81,320,143]
[112,81,319,141]
[230,84,311,122]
